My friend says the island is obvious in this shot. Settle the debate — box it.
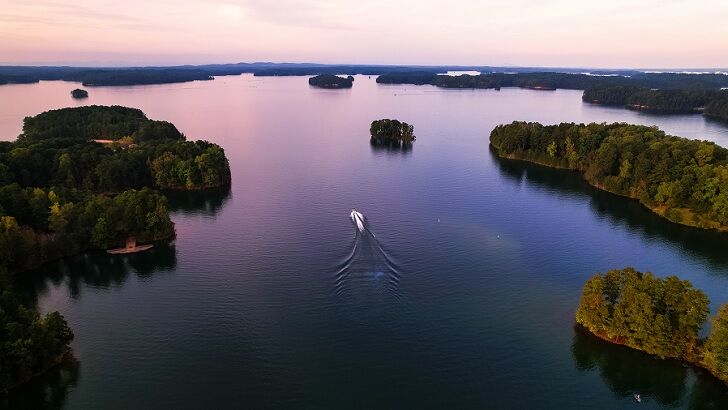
[0,105,231,391]
[582,86,725,115]
[576,267,728,385]
[308,74,354,89]
[376,71,728,91]
[370,119,416,147]
[70,88,88,98]
[378,72,728,124]
[489,121,728,231]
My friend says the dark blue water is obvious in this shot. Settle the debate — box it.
[2,76,728,409]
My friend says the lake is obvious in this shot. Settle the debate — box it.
[2,75,728,409]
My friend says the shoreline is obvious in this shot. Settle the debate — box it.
[0,350,75,395]
[10,231,175,274]
[492,149,728,233]
[575,324,727,387]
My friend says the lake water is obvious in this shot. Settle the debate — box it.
[2,75,728,409]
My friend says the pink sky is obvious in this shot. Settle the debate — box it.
[1,0,727,68]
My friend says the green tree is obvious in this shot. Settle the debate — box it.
[703,304,728,384]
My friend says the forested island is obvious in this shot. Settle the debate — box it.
[582,86,728,120]
[378,72,728,124]
[70,88,88,99]
[0,105,231,391]
[370,119,415,147]
[0,67,214,86]
[376,71,728,91]
[576,267,728,385]
[489,122,728,231]
[308,74,354,89]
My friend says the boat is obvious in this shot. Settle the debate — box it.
[107,236,154,254]
[350,209,365,232]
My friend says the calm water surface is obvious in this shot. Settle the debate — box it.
[2,76,728,409]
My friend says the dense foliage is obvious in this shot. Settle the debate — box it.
[370,119,416,147]
[489,122,728,231]
[0,68,212,86]
[575,268,709,360]
[0,269,74,393]
[5,106,230,191]
[703,304,728,384]
[583,86,721,113]
[376,72,728,91]
[19,105,183,143]
[705,93,728,122]
[581,86,647,105]
[308,75,354,89]
[0,105,232,391]
[0,187,174,271]
[0,105,229,268]
[576,268,728,385]
[70,89,87,99]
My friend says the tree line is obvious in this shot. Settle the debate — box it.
[3,106,231,191]
[308,75,354,89]
[0,105,231,391]
[370,119,416,147]
[376,72,728,91]
[489,121,728,231]
[576,267,728,385]
[583,86,728,117]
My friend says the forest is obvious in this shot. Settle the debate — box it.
[576,267,728,385]
[376,72,728,91]
[705,93,728,121]
[0,266,74,393]
[0,106,231,390]
[0,104,231,268]
[370,119,416,147]
[489,121,728,231]
[308,74,354,89]
[70,89,88,99]
[583,86,726,114]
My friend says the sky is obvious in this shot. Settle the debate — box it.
[0,0,727,68]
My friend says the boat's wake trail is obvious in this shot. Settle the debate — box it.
[335,210,401,297]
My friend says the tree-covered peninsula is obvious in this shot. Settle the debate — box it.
[370,119,415,147]
[378,72,728,125]
[377,72,728,91]
[308,74,354,89]
[582,86,725,114]
[0,105,231,390]
[489,122,728,231]
[576,268,728,385]
[705,93,728,122]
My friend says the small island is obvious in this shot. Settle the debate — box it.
[70,88,88,98]
[489,121,728,231]
[370,119,415,147]
[308,74,354,89]
[0,105,232,391]
[576,267,728,385]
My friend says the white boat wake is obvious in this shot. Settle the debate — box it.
[336,209,400,297]
[350,209,365,232]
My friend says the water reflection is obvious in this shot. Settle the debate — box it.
[164,185,232,216]
[571,326,728,408]
[490,148,728,269]
[571,325,687,406]
[369,141,413,155]
[0,359,79,410]
[16,242,177,306]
